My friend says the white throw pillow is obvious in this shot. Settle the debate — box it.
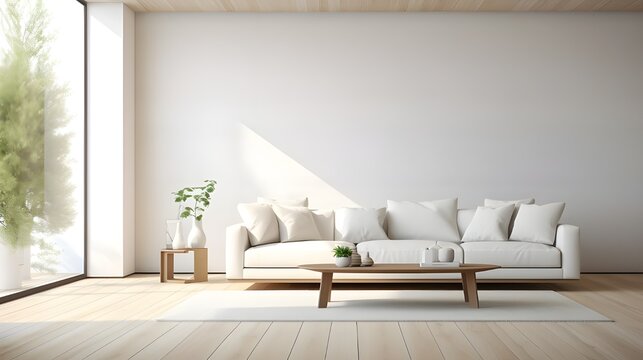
[386,198,460,242]
[258,197,308,207]
[311,209,335,240]
[237,203,280,246]
[456,208,476,237]
[510,202,565,245]
[461,204,515,242]
[484,198,535,232]
[271,205,322,242]
[334,208,388,244]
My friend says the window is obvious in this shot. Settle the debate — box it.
[0,0,85,299]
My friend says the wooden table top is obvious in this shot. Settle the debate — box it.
[161,248,206,253]
[299,263,499,274]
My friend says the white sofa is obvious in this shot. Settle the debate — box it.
[226,209,580,281]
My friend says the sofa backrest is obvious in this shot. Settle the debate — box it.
[329,208,476,241]
[456,209,476,238]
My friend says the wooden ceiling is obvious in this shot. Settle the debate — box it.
[88,0,643,12]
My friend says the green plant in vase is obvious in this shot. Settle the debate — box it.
[332,245,352,267]
[172,180,216,248]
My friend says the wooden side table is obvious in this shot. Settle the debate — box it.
[160,248,208,283]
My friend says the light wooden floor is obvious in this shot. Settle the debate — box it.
[0,274,642,360]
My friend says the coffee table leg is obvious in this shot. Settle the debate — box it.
[318,272,333,308]
[464,272,479,308]
[461,273,469,303]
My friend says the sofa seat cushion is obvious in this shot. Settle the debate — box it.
[245,240,355,268]
[461,241,560,268]
[356,240,464,264]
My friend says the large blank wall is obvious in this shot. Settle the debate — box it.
[136,13,643,273]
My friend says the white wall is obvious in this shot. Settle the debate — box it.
[135,13,643,273]
[87,4,135,277]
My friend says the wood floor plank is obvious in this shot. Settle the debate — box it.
[544,322,613,360]
[162,322,239,360]
[0,277,154,339]
[557,289,643,344]
[248,322,302,360]
[84,321,177,360]
[457,322,518,360]
[561,323,643,360]
[512,323,590,360]
[287,322,331,360]
[12,321,120,360]
[0,280,162,355]
[0,278,103,317]
[208,322,270,360]
[357,322,410,360]
[487,323,552,360]
[0,291,106,336]
[325,322,358,360]
[53,320,147,360]
[398,322,444,360]
[130,321,202,359]
[0,295,108,355]
[428,322,482,360]
[52,289,198,360]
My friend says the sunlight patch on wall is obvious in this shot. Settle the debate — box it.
[238,124,359,209]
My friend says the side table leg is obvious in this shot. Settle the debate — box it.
[167,254,175,281]
[318,272,333,308]
[193,249,208,282]
[160,253,167,283]
[464,272,479,308]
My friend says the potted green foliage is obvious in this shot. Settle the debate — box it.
[172,180,216,248]
[332,245,352,267]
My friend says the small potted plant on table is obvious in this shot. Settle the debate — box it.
[332,246,352,267]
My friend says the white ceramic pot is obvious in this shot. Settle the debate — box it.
[335,257,351,267]
[172,221,186,249]
[0,241,22,290]
[188,218,207,248]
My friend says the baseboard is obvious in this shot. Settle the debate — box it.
[0,274,86,305]
[129,271,226,275]
[581,272,643,274]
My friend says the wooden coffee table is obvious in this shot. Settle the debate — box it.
[299,263,499,308]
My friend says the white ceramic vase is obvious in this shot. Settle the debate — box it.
[335,257,351,267]
[188,218,206,248]
[0,241,22,290]
[172,221,186,249]
[428,242,440,262]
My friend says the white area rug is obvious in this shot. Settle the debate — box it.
[158,290,610,322]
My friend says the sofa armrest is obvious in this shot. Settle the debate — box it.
[555,224,580,279]
[226,223,250,279]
